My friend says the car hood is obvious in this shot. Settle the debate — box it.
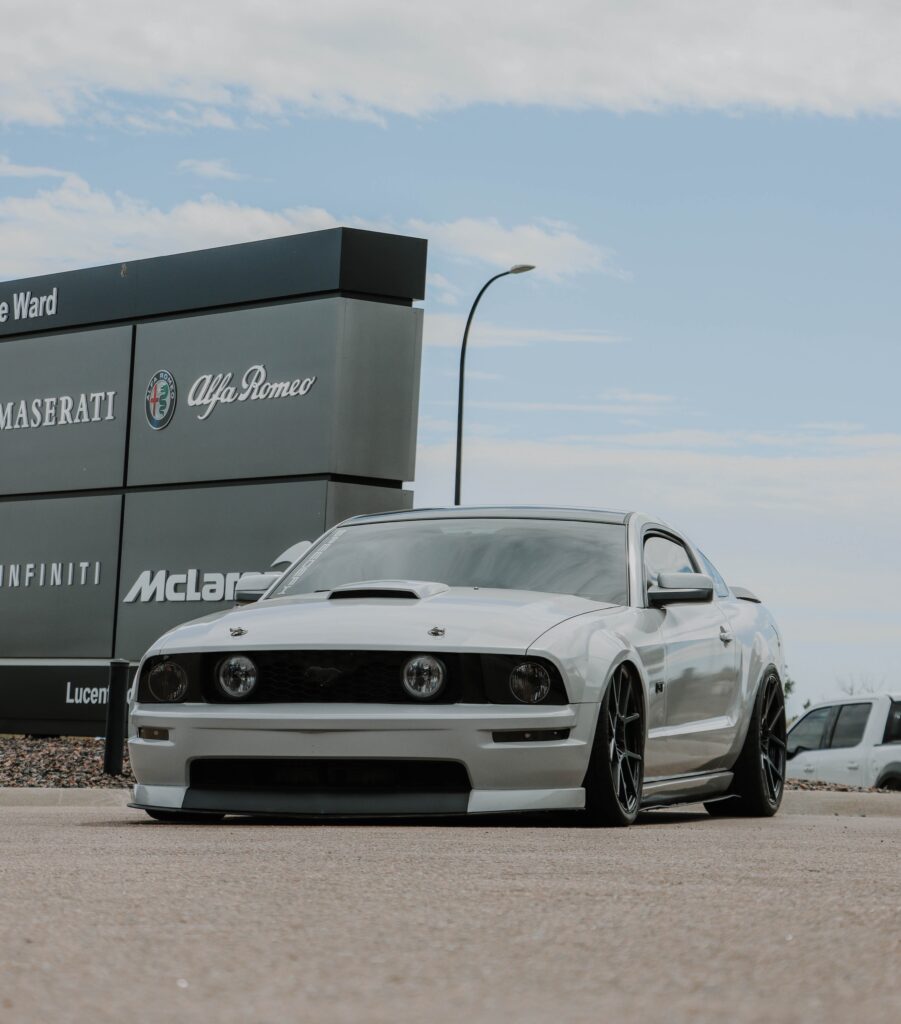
[152,584,615,655]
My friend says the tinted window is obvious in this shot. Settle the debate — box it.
[829,703,871,748]
[644,535,694,584]
[698,550,730,598]
[884,702,901,744]
[787,706,834,758]
[274,518,629,604]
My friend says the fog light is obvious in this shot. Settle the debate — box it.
[138,726,170,741]
[402,655,446,699]
[147,662,188,702]
[509,662,552,704]
[217,655,258,699]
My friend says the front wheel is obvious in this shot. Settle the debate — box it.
[705,670,786,818]
[583,664,645,827]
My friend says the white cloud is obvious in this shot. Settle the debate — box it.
[0,159,609,283]
[177,158,244,180]
[410,217,618,280]
[0,165,338,278]
[3,2,899,127]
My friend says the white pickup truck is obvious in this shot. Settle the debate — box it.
[786,693,901,789]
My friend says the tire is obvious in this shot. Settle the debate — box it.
[878,776,901,792]
[583,663,645,827]
[145,809,225,823]
[704,670,786,818]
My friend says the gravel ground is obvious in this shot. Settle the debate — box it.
[0,736,133,788]
[0,735,896,793]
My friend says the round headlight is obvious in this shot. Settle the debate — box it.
[509,662,552,704]
[147,661,189,702]
[402,654,446,700]
[217,655,258,699]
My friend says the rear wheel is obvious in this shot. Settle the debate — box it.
[145,809,225,824]
[705,670,786,817]
[584,664,645,827]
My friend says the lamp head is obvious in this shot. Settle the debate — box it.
[509,264,536,274]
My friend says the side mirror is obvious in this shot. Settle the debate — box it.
[234,571,281,605]
[648,572,715,607]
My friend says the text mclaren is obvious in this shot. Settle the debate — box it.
[124,569,244,604]
[0,390,116,431]
[188,364,316,421]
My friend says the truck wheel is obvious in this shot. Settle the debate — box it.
[705,670,786,817]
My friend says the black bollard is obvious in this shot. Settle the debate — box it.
[103,659,131,776]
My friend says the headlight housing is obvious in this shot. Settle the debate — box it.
[402,654,447,699]
[508,662,553,704]
[147,661,189,703]
[216,655,259,699]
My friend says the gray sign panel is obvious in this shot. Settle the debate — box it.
[0,662,115,735]
[127,298,421,488]
[115,480,409,659]
[0,495,122,658]
[0,327,131,495]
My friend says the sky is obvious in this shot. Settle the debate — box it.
[1,1,900,713]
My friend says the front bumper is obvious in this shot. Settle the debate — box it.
[128,702,598,816]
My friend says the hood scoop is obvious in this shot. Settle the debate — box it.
[328,580,450,601]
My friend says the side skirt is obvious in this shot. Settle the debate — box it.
[640,770,733,809]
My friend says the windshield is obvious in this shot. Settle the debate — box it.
[273,518,628,604]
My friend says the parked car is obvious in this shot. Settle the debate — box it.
[786,693,901,789]
[127,506,787,826]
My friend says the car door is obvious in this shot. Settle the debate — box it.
[643,533,739,776]
[786,705,836,780]
[815,702,872,786]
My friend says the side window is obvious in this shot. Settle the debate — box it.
[644,535,694,587]
[697,550,730,599]
[787,706,834,758]
[829,703,871,749]
[884,702,901,744]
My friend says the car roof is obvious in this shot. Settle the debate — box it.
[801,693,901,711]
[340,505,632,527]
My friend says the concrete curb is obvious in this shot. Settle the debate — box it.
[0,787,131,807]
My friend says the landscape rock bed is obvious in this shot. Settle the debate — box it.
[0,736,133,788]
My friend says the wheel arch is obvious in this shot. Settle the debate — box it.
[875,764,901,790]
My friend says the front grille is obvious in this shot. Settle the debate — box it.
[203,650,479,704]
[189,757,472,794]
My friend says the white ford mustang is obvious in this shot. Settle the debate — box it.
[128,507,788,826]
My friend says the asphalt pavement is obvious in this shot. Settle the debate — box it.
[0,790,898,1024]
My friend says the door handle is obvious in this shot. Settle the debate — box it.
[803,765,815,773]
[846,763,860,770]
[719,626,734,645]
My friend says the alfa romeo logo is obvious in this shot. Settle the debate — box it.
[145,370,177,430]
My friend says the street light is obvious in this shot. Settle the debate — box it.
[454,264,535,505]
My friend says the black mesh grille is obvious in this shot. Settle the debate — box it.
[190,757,471,794]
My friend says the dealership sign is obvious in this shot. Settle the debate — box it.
[0,287,58,324]
[0,559,103,589]
[124,569,245,604]
[186,363,317,421]
[0,390,117,431]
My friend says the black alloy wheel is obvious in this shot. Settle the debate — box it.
[706,670,786,818]
[584,664,645,827]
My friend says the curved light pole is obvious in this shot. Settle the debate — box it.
[454,264,535,505]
